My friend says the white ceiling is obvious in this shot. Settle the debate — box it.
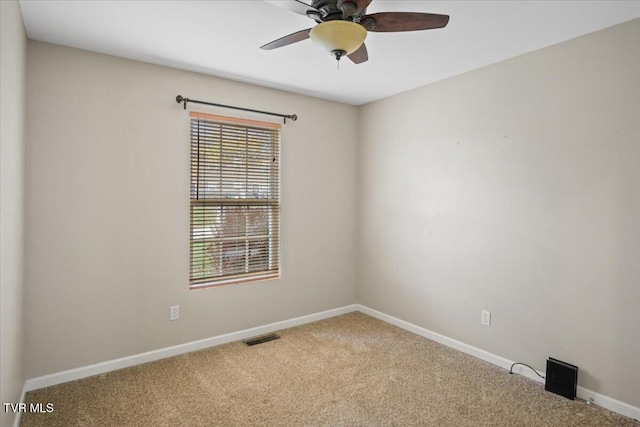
[18,0,640,105]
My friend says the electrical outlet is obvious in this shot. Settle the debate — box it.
[481,310,491,326]
[170,305,179,321]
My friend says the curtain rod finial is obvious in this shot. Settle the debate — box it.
[176,95,184,104]
[290,114,297,122]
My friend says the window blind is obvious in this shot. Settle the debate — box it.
[189,112,280,289]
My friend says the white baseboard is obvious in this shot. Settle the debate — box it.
[576,387,640,423]
[24,304,359,392]
[355,304,640,422]
[22,303,639,422]
[12,384,27,427]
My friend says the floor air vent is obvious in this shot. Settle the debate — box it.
[243,333,280,346]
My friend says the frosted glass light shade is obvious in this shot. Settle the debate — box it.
[309,21,367,56]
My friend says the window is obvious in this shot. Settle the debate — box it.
[189,112,280,289]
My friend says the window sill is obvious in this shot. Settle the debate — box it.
[189,273,280,290]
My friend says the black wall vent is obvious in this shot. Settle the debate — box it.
[545,357,578,400]
[244,333,280,346]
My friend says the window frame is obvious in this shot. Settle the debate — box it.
[188,111,281,290]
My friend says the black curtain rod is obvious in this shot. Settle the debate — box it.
[176,95,297,124]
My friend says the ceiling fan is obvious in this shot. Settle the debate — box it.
[261,0,450,64]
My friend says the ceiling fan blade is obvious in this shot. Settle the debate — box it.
[264,0,320,17]
[337,0,372,17]
[348,43,368,64]
[363,12,449,32]
[260,28,312,50]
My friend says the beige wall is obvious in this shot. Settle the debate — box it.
[358,19,640,407]
[24,41,358,378]
[1,1,27,426]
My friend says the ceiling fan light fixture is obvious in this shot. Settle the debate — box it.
[309,20,367,59]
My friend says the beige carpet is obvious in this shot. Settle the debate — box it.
[22,312,638,426]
